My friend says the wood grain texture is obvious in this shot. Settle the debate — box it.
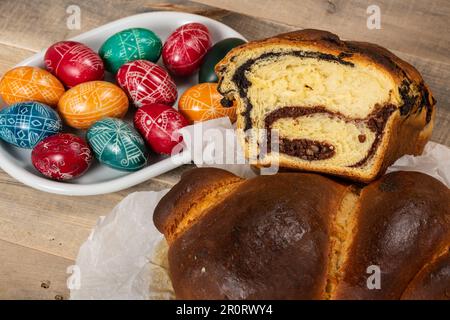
[0,45,35,73]
[0,240,71,299]
[0,171,172,260]
[0,0,449,299]
[195,0,450,63]
[0,0,222,51]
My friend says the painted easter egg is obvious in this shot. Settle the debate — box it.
[116,60,177,107]
[31,133,92,180]
[0,101,62,148]
[134,104,188,155]
[162,22,212,76]
[0,66,65,106]
[44,41,104,88]
[99,28,162,74]
[58,81,129,129]
[178,83,237,123]
[199,38,246,83]
[87,118,147,171]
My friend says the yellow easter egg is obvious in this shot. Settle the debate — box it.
[0,66,65,106]
[57,81,129,129]
[178,83,237,124]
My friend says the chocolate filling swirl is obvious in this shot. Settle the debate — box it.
[264,105,396,167]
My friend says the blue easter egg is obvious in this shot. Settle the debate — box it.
[0,101,62,148]
[87,118,148,171]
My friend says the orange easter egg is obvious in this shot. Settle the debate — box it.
[0,66,65,106]
[178,83,237,124]
[58,81,129,129]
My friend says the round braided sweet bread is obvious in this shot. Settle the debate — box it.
[154,168,449,300]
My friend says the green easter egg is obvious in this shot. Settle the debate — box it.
[99,28,162,74]
[87,118,148,171]
[199,37,246,83]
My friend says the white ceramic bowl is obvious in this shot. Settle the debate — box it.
[0,11,246,196]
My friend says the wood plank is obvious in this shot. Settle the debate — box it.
[0,163,190,297]
[149,164,195,186]
[0,44,35,73]
[0,0,294,52]
[0,239,72,300]
[195,0,450,64]
[0,0,228,52]
[218,10,294,40]
[0,0,293,51]
[0,169,174,260]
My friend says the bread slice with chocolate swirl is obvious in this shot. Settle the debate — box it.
[216,29,436,182]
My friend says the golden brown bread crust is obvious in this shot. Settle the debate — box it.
[401,249,450,300]
[334,171,450,299]
[215,29,436,183]
[162,171,349,299]
[217,29,426,87]
[154,168,449,300]
[154,168,242,243]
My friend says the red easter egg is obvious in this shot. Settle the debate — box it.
[134,104,189,155]
[45,41,104,88]
[31,133,93,180]
[116,60,177,107]
[162,22,212,76]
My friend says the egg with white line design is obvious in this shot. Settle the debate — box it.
[57,81,129,129]
[0,101,62,148]
[134,104,188,155]
[87,118,148,171]
[162,22,212,77]
[44,41,104,88]
[0,66,65,107]
[116,60,177,107]
[32,133,93,180]
[99,28,162,74]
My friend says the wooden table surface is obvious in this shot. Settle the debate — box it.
[0,0,448,299]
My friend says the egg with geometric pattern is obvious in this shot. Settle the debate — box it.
[44,41,105,88]
[0,66,65,107]
[87,118,148,171]
[116,60,177,107]
[31,133,93,180]
[99,28,162,74]
[0,101,62,148]
[178,83,237,123]
[134,103,188,155]
[162,22,212,76]
[58,81,129,129]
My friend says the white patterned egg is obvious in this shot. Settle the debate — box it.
[86,118,148,171]
[99,28,162,74]
[0,101,62,148]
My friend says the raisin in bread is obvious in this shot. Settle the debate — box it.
[215,30,436,182]
[154,168,449,300]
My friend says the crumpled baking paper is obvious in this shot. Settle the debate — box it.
[386,141,450,186]
[70,118,450,299]
[178,117,257,179]
[70,190,174,300]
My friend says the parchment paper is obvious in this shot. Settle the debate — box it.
[70,118,450,299]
